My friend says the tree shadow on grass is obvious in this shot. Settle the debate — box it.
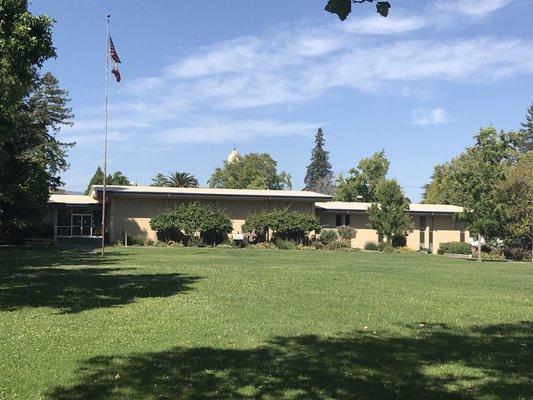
[47,322,532,400]
[0,247,200,314]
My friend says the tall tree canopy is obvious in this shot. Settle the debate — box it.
[518,101,533,152]
[304,128,333,193]
[151,171,199,188]
[334,150,389,202]
[325,0,391,21]
[85,167,132,194]
[367,179,413,242]
[209,153,291,190]
[497,151,533,259]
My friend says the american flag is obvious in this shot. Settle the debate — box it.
[109,36,121,63]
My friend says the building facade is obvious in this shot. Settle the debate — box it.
[47,186,467,253]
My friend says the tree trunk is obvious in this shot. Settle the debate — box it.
[477,234,482,262]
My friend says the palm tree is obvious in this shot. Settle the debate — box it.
[157,171,199,188]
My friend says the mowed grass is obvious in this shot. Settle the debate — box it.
[0,247,531,400]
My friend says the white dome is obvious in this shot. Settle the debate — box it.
[227,148,240,163]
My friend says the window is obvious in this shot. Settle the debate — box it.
[419,216,426,249]
[335,214,342,227]
[344,214,350,226]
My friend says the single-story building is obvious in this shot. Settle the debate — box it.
[315,201,468,253]
[46,186,467,253]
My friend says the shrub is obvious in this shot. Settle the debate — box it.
[313,241,325,250]
[337,226,356,240]
[437,241,471,255]
[481,252,506,262]
[320,229,338,245]
[325,239,350,250]
[150,202,232,246]
[503,246,532,261]
[394,246,417,254]
[243,209,321,243]
[274,238,297,250]
[391,235,407,247]
[378,242,394,252]
[364,241,379,251]
[250,242,277,250]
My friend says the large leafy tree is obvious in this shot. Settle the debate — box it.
[334,150,389,202]
[151,171,199,188]
[209,153,291,190]
[304,128,333,193]
[85,167,132,194]
[367,179,413,243]
[497,151,533,261]
[0,1,56,242]
[518,101,533,152]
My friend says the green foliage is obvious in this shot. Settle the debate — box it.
[364,241,379,250]
[480,252,507,262]
[378,242,394,252]
[334,150,390,202]
[518,102,533,152]
[209,153,291,190]
[497,151,533,252]
[151,171,199,188]
[85,167,132,194]
[337,226,356,240]
[367,179,413,242]
[391,235,406,247]
[274,238,297,250]
[243,209,321,243]
[319,229,338,245]
[437,242,471,255]
[394,246,417,254]
[325,239,351,250]
[325,0,391,21]
[304,128,333,193]
[149,202,232,246]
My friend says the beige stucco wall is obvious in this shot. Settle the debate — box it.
[317,211,468,254]
[108,196,315,243]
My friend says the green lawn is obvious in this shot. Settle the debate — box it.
[0,247,531,399]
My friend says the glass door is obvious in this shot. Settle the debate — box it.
[72,214,92,237]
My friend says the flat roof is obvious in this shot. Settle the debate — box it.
[89,185,332,201]
[48,194,100,205]
[315,201,463,214]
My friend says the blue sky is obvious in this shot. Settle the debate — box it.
[31,0,533,200]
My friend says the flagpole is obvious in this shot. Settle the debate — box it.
[101,14,110,256]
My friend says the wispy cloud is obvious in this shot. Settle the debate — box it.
[434,0,513,17]
[411,107,449,125]
[64,1,531,146]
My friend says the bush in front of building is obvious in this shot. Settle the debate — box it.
[325,239,351,250]
[364,241,379,251]
[391,235,407,247]
[150,202,232,246]
[378,242,394,252]
[437,241,471,255]
[337,226,357,240]
[274,238,297,250]
[319,229,338,245]
[243,209,321,243]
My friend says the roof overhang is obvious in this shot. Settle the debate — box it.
[315,201,463,215]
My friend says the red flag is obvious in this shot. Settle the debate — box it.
[109,36,121,63]
[111,66,121,83]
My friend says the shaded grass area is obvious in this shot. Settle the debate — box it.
[0,246,531,399]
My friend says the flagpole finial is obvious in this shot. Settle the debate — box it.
[107,14,111,18]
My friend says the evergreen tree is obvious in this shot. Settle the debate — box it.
[85,167,131,194]
[304,128,333,192]
[518,101,533,152]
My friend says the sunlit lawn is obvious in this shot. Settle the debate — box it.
[0,246,531,399]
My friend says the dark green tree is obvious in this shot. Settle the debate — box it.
[0,2,58,243]
[85,167,132,194]
[209,153,291,190]
[518,101,533,152]
[367,179,413,243]
[304,128,333,193]
[334,150,389,202]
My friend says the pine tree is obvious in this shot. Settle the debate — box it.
[519,102,533,152]
[85,167,104,194]
[304,128,333,192]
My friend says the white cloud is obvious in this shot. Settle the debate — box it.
[156,119,318,144]
[411,107,448,125]
[344,14,429,34]
[435,0,513,17]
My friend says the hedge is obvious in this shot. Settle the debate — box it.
[437,241,471,255]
